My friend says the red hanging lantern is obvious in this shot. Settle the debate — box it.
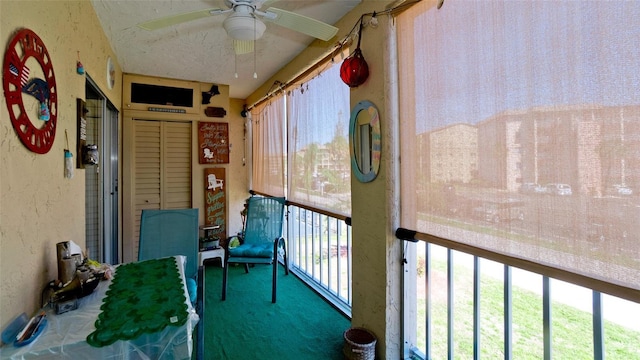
[340,48,369,88]
[340,22,369,88]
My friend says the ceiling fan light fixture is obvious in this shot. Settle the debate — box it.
[223,13,266,41]
[233,40,254,54]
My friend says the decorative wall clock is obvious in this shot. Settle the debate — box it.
[3,28,57,154]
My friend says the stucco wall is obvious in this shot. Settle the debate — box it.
[227,98,251,235]
[119,76,244,263]
[194,88,249,239]
[0,1,122,326]
[245,1,402,358]
[1,1,402,357]
[347,11,403,360]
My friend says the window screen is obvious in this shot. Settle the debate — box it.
[287,63,351,216]
[398,0,640,295]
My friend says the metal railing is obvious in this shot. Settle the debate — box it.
[286,203,352,317]
[405,240,640,360]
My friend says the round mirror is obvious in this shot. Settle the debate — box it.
[349,100,381,182]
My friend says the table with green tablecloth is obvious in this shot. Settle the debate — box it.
[2,256,199,360]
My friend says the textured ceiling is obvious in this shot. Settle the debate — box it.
[91,0,360,99]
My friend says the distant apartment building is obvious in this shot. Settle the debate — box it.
[598,106,640,192]
[476,111,527,192]
[295,144,348,176]
[414,104,640,195]
[316,147,331,172]
[425,123,478,184]
[476,105,640,195]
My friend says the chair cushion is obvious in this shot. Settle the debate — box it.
[186,277,197,304]
[228,243,273,258]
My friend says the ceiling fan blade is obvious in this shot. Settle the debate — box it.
[138,8,225,31]
[263,7,338,41]
[234,40,254,55]
[261,0,278,7]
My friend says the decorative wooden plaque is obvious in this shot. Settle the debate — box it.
[76,98,87,168]
[198,121,229,164]
[204,167,226,239]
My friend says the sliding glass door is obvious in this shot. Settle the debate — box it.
[85,76,119,264]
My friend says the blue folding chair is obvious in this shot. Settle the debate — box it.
[222,196,288,303]
[138,208,204,360]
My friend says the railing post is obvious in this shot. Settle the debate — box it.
[447,249,454,360]
[543,276,552,360]
[473,256,481,360]
[504,265,512,360]
[593,291,604,360]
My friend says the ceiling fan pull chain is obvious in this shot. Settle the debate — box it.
[253,18,258,79]
[235,52,239,79]
[253,43,257,77]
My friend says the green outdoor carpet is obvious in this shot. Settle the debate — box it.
[203,263,351,359]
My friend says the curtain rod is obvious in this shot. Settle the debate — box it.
[247,47,343,111]
[246,0,422,111]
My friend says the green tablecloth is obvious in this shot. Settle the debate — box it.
[86,257,189,347]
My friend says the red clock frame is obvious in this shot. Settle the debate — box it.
[3,28,57,154]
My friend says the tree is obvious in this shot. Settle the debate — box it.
[325,120,350,193]
[303,143,319,199]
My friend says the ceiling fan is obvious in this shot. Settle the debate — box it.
[138,0,339,54]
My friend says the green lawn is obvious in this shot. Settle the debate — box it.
[416,260,640,360]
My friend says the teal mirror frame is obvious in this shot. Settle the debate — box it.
[349,100,381,183]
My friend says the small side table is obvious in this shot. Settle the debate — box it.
[199,247,225,267]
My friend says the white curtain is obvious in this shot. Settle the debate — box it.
[398,0,640,293]
[251,96,285,197]
[287,63,352,216]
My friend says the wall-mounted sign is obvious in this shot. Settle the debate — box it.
[198,121,229,164]
[76,99,87,168]
[204,167,226,239]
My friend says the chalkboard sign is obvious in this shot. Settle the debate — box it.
[198,121,229,164]
[204,167,226,239]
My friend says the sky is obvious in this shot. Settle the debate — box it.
[288,63,350,148]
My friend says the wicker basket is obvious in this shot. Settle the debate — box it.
[343,327,377,360]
